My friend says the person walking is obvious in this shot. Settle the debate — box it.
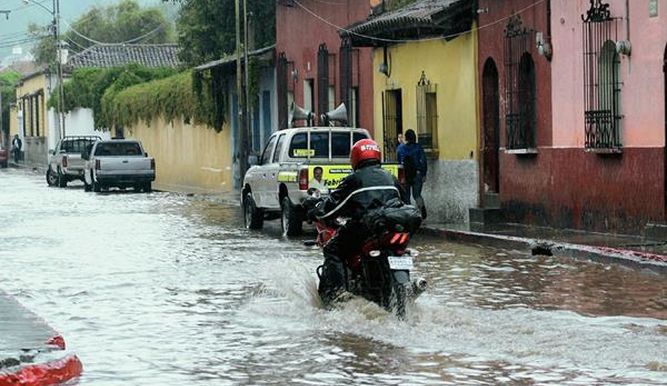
[11,134,22,164]
[397,129,427,219]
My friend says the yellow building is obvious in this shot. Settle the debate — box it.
[11,69,57,165]
[346,0,479,223]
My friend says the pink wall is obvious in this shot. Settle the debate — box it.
[276,0,374,134]
[551,0,667,147]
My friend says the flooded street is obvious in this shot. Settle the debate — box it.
[1,168,666,385]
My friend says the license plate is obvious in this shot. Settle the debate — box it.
[388,255,413,270]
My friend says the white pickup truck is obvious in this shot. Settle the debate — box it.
[242,127,403,236]
[46,136,101,187]
[82,139,155,193]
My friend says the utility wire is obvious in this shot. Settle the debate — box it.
[62,19,168,46]
[291,0,546,43]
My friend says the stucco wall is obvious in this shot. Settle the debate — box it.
[551,0,667,147]
[276,0,374,133]
[128,117,233,194]
[372,32,480,223]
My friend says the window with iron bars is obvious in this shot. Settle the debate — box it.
[504,15,536,150]
[582,0,622,150]
[416,71,438,150]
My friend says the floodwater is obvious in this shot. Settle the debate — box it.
[1,168,666,385]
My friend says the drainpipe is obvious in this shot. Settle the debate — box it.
[625,0,630,42]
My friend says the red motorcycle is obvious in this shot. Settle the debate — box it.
[306,192,426,319]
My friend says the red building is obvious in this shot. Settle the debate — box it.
[477,0,553,225]
[478,0,667,235]
[275,0,374,134]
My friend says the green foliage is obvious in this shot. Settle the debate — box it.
[49,64,177,129]
[170,0,275,66]
[104,70,226,132]
[1,71,21,135]
[31,0,175,66]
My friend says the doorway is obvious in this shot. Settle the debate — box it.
[482,58,500,193]
[383,89,403,162]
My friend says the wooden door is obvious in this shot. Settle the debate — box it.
[482,58,500,193]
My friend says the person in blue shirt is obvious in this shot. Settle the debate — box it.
[397,129,427,219]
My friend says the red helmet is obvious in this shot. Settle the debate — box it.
[350,139,381,170]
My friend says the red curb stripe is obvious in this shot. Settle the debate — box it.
[0,355,83,386]
[45,336,65,350]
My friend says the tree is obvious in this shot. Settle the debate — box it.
[170,0,275,66]
[30,0,175,66]
[1,71,21,140]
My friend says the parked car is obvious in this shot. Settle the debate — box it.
[82,139,155,193]
[242,126,403,236]
[0,147,8,168]
[47,136,101,187]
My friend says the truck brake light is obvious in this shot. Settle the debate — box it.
[95,159,101,170]
[298,168,309,190]
[61,156,68,168]
[150,159,155,170]
[398,166,406,185]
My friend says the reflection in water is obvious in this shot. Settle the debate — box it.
[0,168,666,385]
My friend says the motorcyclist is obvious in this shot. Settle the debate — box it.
[307,139,404,305]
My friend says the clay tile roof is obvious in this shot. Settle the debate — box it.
[345,0,472,45]
[67,43,181,69]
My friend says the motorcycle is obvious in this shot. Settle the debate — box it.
[305,190,427,319]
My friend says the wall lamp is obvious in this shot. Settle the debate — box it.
[378,46,391,77]
[535,32,553,61]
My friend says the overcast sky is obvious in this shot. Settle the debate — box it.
[0,0,177,63]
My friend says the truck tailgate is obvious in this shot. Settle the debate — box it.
[98,157,153,173]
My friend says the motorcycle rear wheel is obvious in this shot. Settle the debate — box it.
[391,283,408,320]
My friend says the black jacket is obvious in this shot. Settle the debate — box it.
[317,162,403,222]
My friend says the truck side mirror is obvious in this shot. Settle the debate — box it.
[144,152,148,157]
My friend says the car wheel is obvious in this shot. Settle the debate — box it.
[46,168,58,186]
[84,179,92,192]
[281,196,303,237]
[243,192,264,230]
[143,182,152,193]
[93,179,101,193]
[57,168,67,188]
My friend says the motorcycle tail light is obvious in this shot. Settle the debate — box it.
[62,156,68,168]
[390,232,402,244]
[95,159,101,170]
[298,168,309,190]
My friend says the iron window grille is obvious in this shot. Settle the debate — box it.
[504,15,537,150]
[416,71,438,150]
[582,0,622,150]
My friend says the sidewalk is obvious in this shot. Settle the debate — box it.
[0,291,82,385]
[420,221,667,273]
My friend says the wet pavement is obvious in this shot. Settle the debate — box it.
[1,168,667,385]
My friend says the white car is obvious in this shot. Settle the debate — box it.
[82,139,155,193]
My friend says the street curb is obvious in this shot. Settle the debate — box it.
[0,292,83,386]
[420,226,667,273]
[0,355,83,386]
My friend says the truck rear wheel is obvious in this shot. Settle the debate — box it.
[281,197,302,236]
[244,193,264,229]
[57,169,67,188]
[46,168,58,186]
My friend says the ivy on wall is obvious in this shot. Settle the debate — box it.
[51,64,228,132]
